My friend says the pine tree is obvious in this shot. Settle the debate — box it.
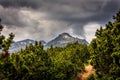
[89,10,120,79]
[0,19,14,58]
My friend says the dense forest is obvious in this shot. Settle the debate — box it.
[0,10,120,80]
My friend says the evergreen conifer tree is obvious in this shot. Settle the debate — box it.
[89,10,120,79]
[0,19,14,58]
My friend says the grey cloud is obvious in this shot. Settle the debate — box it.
[0,0,42,9]
[0,0,120,40]
[0,6,26,27]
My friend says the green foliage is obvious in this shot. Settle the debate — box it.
[47,42,90,80]
[0,42,51,80]
[2,33,14,51]
[0,41,89,80]
[87,74,95,80]
[0,20,14,58]
[89,10,120,79]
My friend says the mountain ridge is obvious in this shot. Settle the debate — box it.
[46,32,88,48]
[9,33,88,52]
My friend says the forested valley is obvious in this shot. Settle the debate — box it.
[0,10,120,80]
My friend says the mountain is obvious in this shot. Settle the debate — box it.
[45,33,88,48]
[9,39,35,53]
[7,33,88,53]
[9,39,46,53]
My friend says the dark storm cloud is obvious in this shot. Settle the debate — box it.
[0,7,23,27]
[0,0,120,40]
[0,0,120,21]
[0,0,42,9]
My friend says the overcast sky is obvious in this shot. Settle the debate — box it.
[0,0,120,42]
